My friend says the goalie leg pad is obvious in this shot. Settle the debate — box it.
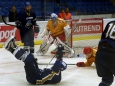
[36,34,54,55]
[54,37,75,57]
[40,28,49,38]
[36,40,51,55]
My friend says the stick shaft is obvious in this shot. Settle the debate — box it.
[39,63,76,65]
[46,55,56,68]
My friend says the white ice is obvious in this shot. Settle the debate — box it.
[0,45,115,86]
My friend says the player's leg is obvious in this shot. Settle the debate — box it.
[29,30,35,54]
[51,32,66,54]
[23,33,30,52]
[96,49,113,86]
[3,36,41,84]
[24,54,41,84]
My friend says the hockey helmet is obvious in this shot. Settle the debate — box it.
[25,2,31,6]
[83,46,92,54]
[51,13,58,20]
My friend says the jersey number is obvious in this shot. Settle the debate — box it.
[106,23,115,39]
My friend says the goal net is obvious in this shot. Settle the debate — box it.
[66,18,103,54]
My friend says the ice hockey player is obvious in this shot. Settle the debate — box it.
[77,46,97,67]
[3,36,67,85]
[36,13,75,57]
[15,2,39,54]
[96,21,115,86]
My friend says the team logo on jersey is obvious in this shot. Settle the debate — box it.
[26,17,33,20]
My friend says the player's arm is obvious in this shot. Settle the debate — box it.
[60,20,72,41]
[77,58,94,67]
[15,11,23,29]
[32,12,40,33]
[101,21,115,40]
[84,58,94,67]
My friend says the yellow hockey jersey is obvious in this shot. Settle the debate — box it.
[85,47,97,67]
[46,18,68,37]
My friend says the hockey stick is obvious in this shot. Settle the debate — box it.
[2,16,16,26]
[39,63,76,65]
[46,55,56,68]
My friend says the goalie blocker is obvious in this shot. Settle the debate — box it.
[3,36,67,85]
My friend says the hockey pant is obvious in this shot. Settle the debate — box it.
[20,29,34,53]
[96,46,115,86]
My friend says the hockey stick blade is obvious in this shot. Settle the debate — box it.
[2,16,16,26]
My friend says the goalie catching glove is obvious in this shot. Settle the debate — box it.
[64,25,71,35]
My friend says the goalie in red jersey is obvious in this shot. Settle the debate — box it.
[36,13,75,58]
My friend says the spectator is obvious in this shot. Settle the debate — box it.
[9,5,18,22]
[65,7,72,20]
[58,8,66,19]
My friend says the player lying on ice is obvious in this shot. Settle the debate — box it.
[36,13,75,58]
[77,46,97,67]
[3,36,67,85]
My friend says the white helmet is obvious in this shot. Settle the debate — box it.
[51,13,58,20]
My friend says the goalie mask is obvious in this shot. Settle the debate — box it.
[51,13,58,21]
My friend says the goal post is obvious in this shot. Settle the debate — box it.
[66,18,103,54]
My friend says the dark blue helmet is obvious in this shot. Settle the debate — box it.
[25,2,31,6]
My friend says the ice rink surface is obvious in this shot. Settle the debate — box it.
[0,45,115,86]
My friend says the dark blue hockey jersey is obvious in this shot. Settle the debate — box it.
[100,20,115,49]
[17,10,36,34]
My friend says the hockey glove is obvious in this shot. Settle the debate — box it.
[15,20,22,29]
[60,61,67,71]
[76,62,85,67]
[52,60,67,72]
[34,24,40,33]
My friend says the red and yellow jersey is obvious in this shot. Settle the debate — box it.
[46,18,68,37]
[85,47,98,67]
